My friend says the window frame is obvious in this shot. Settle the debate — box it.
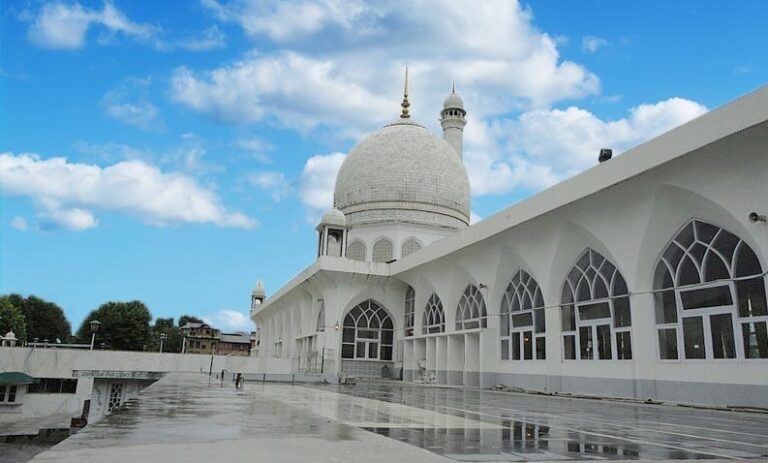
[653,220,768,362]
[422,293,445,334]
[500,269,546,361]
[341,300,394,361]
[561,249,633,361]
[404,286,415,337]
[455,284,488,331]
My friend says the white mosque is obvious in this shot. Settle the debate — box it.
[250,80,768,408]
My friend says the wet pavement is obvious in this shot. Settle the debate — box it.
[322,382,768,461]
[30,373,768,463]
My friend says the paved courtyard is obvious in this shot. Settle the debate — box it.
[31,373,768,462]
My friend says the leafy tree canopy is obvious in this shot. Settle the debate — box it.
[76,301,152,351]
[3,294,71,342]
[147,317,182,353]
[0,296,27,342]
[178,315,203,327]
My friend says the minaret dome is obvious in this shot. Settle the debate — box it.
[440,84,467,159]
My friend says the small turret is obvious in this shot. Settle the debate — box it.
[440,83,467,159]
[316,208,347,258]
[251,281,265,313]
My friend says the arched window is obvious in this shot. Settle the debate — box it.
[404,286,415,336]
[316,300,325,332]
[561,249,631,360]
[423,294,445,334]
[654,220,767,360]
[346,240,366,261]
[500,270,545,360]
[402,238,422,258]
[372,238,393,262]
[456,285,487,330]
[341,300,394,361]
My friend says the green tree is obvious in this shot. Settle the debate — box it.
[0,296,27,342]
[147,317,182,353]
[178,315,203,327]
[7,294,71,342]
[76,301,152,351]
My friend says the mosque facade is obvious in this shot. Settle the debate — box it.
[250,83,768,407]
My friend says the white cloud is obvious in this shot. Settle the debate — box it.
[462,97,708,197]
[202,0,367,42]
[176,25,226,51]
[0,152,255,231]
[235,137,274,163]
[10,216,29,231]
[173,0,599,134]
[203,309,255,332]
[170,53,393,137]
[247,171,291,202]
[581,36,609,54]
[27,1,158,49]
[39,205,98,230]
[101,78,163,131]
[298,152,346,213]
[505,97,708,175]
[103,100,159,130]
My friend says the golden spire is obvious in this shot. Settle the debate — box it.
[400,67,410,118]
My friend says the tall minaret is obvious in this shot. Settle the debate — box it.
[440,83,467,159]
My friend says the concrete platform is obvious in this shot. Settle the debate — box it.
[31,373,768,462]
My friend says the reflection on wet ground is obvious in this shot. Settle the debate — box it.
[31,374,768,463]
[314,382,768,461]
[0,429,69,463]
[48,375,355,452]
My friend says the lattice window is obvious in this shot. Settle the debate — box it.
[455,285,487,330]
[372,239,393,263]
[423,294,445,334]
[404,286,415,336]
[501,269,546,360]
[654,219,767,360]
[561,249,632,360]
[401,238,422,258]
[108,383,123,412]
[346,240,366,261]
[341,300,394,360]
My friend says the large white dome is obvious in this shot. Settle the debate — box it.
[333,118,470,229]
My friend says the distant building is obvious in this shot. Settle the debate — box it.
[180,322,252,356]
[180,322,220,354]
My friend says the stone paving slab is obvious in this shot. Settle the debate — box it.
[30,373,452,463]
[30,373,768,463]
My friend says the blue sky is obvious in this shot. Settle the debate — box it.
[1,0,766,333]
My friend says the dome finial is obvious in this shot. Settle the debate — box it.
[400,67,410,118]
[451,81,455,93]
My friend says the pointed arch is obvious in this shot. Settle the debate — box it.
[455,284,487,330]
[347,239,366,261]
[423,293,445,334]
[404,285,415,336]
[401,238,423,258]
[561,248,632,361]
[500,269,546,361]
[340,299,394,360]
[654,219,767,360]
[372,238,393,262]
[316,299,325,332]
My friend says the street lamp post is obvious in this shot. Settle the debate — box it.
[89,320,101,350]
[159,333,168,353]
